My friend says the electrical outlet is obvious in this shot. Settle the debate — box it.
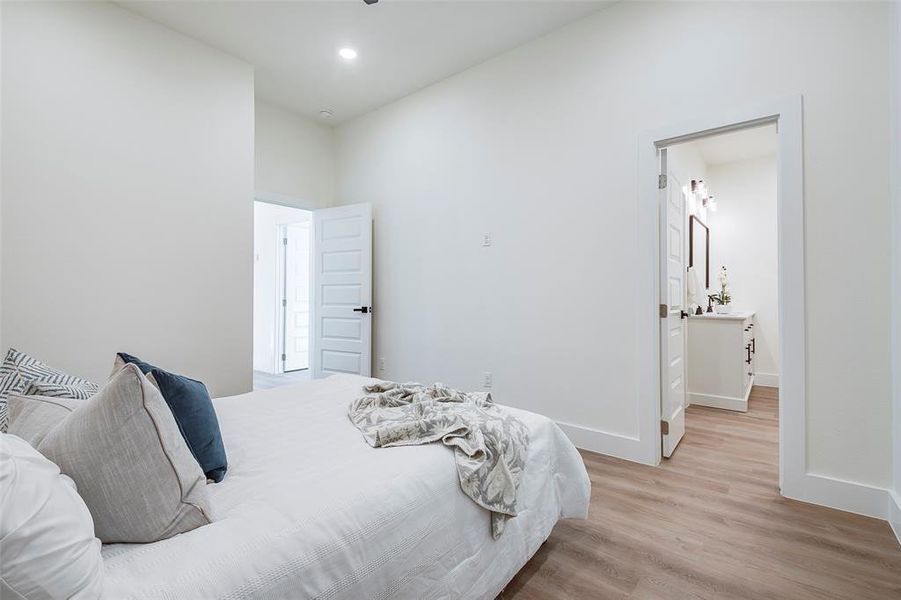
[378,357,386,373]
[482,232,492,247]
[482,371,493,388]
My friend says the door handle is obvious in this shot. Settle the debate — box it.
[680,311,689,319]
[353,306,371,314]
[745,344,752,364]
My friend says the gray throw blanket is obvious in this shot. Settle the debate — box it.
[348,381,529,539]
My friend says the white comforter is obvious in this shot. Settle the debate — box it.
[101,375,590,600]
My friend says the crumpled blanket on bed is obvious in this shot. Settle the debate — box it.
[348,381,529,539]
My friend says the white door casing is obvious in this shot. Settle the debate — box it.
[312,203,373,377]
[659,154,687,458]
[283,222,311,372]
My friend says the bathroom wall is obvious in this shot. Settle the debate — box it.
[706,156,779,386]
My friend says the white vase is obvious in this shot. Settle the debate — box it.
[714,304,732,315]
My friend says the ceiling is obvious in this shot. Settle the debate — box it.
[690,123,778,167]
[122,1,610,124]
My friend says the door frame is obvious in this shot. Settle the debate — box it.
[276,222,312,373]
[276,223,288,373]
[638,96,804,498]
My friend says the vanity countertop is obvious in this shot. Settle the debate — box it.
[690,310,755,322]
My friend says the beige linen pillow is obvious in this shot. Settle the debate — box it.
[38,363,211,543]
[7,395,82,447]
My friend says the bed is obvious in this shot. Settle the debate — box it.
[100,374,591,599]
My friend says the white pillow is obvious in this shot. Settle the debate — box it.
[0,434,104,600]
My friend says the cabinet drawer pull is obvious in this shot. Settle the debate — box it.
[745,344,752,364]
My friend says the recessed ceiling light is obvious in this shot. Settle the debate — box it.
[319,109,334,119]
[338,48,358,60]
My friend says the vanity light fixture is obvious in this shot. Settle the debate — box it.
[691,179,717,212]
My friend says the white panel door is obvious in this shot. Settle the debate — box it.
[312,203,372,377]
[659,158,687,458]
[283,222,310,372]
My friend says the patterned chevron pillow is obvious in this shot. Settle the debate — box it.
[22,380,99,400]
[0,348,100,432]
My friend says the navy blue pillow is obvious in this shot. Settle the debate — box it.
[117,352,228,483]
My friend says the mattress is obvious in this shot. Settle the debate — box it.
[101,374,591,599]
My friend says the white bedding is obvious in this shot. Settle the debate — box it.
[101,374,590,600]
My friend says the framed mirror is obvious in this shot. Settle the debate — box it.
[689,215,709,289]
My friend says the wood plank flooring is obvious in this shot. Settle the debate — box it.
[502,386,901,599]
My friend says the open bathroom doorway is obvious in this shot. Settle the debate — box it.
[638,97,806,502]
[660,121,780,462]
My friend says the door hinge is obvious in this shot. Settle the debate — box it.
[659,303,668,318]
[282,298,287,307]
[661,420,669,435]
[281,353,286,362]
[283,237,288,245]
[658,174,667,189]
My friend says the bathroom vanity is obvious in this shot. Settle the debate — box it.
[686,311,756,412]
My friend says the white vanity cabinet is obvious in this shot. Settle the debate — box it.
[686,311,756,412]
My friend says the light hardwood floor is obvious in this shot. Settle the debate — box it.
[502,386,901,599]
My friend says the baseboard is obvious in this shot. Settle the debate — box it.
[782,472,890,520]
[754,372,779,387]
[556,421,654,466]
[889,490,901,547]
[688,391,747,412]
[557,420,894,528]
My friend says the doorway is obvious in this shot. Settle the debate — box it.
[659,124,779,460]
[253,198,374,388]
[637,96,807,502]
[253,200,312,387]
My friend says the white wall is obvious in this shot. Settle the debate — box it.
[1,2,254,395]
[706,157,778,385]
[255,101,335,209]
[336,1,893,488]
[0,1,4,355]
[889,0,901,539]
[253,201,310,373]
